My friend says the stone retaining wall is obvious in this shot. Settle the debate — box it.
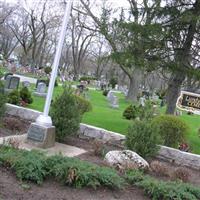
[6,103,41,121]
[158,146,200,170]
[6,104,125,143]
[5,103,200,170]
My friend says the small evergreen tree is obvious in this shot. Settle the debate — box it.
[50,86,81,141]
[20,87,33,104]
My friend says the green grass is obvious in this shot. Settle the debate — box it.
[82,90,132,133]
[27,86,200,154]
[179,114,200,154]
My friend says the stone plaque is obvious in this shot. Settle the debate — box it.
[176,91,200,113]
[27,124,45,142]
[27,123,55,148]
[5,76,20,90]
[36,82,46,93]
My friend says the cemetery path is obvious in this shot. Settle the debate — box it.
[0,167,149,200]
[13,74,37,84]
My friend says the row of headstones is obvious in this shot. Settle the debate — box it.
[4,74,47,97]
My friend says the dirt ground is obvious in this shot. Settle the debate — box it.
[0,167,148,200]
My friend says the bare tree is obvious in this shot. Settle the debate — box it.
[0,2,17,59]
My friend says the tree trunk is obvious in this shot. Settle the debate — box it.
[126,70,141,101]
[165,72,185,114]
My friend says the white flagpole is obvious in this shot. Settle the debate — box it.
[36,0,73,127]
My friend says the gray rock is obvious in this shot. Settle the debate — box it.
[104,150,149,170]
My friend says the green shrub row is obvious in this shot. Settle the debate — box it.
[125,170,200,200]
[1,146,200,198]
[8,87,33,106]
[126,114,189,158]
[0,146,124,189]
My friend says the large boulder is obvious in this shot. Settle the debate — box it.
[104,150,149,170]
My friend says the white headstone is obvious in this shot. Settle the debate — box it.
[36,82,46,93]
[107,91,119,108]
[22,81,31,88]
[139,96,146,107]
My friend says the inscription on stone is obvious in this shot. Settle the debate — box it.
[181,94,200,109]
[177,91,200,113]
[27,124,45,142]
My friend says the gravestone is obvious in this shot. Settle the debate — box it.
[152,94,159,101]
[107,90,115,101]
[27,122,55,148]
[107,91,119,108]
[4,73,13,80]
[22,81,31,88]
[4,76,20,93]
[33,82,47,97]
[120,85,128,96]
[139,96,146,107]
[110,95,119,108]
[36,79,46,88]
[96,80,101,90]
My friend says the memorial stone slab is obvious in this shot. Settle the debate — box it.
[36,82,46,93]
[36,79,46,88]
[22,81,31,88]
[34,82,47,97]
[4,76,20,93]
[27,122,55,148]
[9,77,20,89]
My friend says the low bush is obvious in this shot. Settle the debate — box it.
[126,120,162,158]
[13,150,47,184]
[44,66,52,75]
[50,86,81,141]
[7,89,20,105]
[74,95,92,115]
[20,87,33,104]
[109,77,118,89]
[137,101,154,120]
[123,101,154,120]
[152,115,189,148]
[171,167,190,182]
[102,90,109,96]
[125,170,200,200]
[123,105,138,120]
[45,155,124,189]
[150,161,169,177]
[91,139,107,157]
[0,146,124,189]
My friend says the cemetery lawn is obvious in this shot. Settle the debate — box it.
[28,86,200,154]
